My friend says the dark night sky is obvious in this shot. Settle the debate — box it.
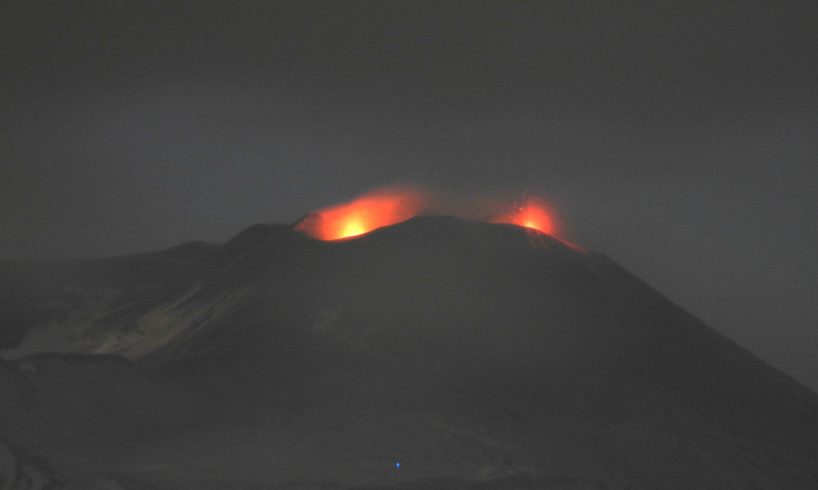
[2,1,817,388]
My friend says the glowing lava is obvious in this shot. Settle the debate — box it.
[295,187,427,241]
[492,199,556,235]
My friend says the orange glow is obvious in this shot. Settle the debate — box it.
[491,198,556,235]
[295,187,427,241]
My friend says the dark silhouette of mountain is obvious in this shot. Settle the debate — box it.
[1,217,816,489]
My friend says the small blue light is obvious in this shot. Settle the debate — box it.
[395,461,400,469]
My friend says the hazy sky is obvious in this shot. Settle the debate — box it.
[2,1,817,388]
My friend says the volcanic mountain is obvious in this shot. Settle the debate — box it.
[1,217,817,489]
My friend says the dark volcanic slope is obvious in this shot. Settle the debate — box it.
[0,241,218,355]
[1,217,817,489]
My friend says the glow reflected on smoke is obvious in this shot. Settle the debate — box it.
[295,186,427,241]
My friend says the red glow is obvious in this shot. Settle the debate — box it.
[492,199,556,235]
[295,187,427,241]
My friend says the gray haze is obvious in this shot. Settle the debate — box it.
[1,1,817,390]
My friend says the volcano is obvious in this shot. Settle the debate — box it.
[1,217,817,489]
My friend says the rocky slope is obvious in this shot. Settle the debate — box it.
[1,217,816,489]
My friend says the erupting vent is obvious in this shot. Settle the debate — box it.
[295,187,427,240]
[295,187,561,242]
[491,198,556,235]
